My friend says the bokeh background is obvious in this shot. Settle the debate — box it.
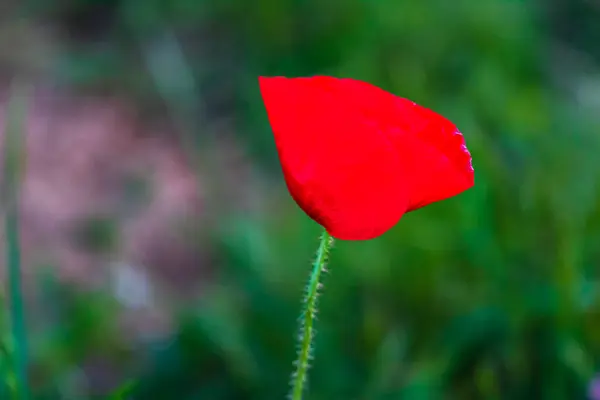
[1,0,600,399]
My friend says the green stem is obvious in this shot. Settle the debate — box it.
[3,79,29,400]
[6,208,27,400]
[291,230,334,400]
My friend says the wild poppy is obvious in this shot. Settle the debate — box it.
[259,76,474,240]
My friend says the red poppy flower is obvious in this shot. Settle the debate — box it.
[259,76,474,240]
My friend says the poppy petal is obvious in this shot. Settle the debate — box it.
[258,76,474,240]
[304,77,474,211]
[379,98,474,211]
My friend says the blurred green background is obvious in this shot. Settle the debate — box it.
[1,0,600,399]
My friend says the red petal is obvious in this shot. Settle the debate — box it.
[259,76,474,240]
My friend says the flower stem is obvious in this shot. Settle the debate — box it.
[291,229,334,400]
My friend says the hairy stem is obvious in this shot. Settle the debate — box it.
[290,230,334,400]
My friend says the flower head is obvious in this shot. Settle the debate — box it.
[259,76,474,240]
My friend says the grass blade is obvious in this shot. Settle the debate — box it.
[3,79,30,400]
[107,379,137,400]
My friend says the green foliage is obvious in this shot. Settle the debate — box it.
[3,0,600,399]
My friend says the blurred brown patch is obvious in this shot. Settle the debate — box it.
[0,85,217,296]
